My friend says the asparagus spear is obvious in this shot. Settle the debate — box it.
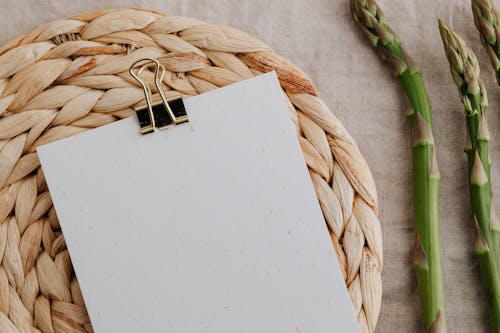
[439,19,500,332]
[471,0,500,84]
[350,1,446,331]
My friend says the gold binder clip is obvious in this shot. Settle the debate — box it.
[129,58,189,134]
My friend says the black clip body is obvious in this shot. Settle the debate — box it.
[129,58,189,134]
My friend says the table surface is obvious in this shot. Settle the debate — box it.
[0,0,492,332]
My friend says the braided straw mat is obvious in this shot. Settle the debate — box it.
[0,8,383,333]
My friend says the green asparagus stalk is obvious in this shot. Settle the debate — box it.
[471,0,500,84]
[439,20,500,332]
[350,1,446,331]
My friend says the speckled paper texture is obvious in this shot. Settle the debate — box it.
[38,73,359,333]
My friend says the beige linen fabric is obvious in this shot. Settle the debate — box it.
[0,0,492,332]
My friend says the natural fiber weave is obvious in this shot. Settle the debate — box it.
[0,8,382,333]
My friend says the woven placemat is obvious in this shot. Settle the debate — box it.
[0,8,382,333]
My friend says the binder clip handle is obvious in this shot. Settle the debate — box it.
[129,58,189,135]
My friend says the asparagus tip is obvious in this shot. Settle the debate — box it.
[471,0,500,84]
[439,20,488,114]
[437,19,451,39]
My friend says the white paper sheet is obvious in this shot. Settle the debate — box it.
[37,72,359,333]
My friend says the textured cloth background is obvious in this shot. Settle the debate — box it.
[0,0,494,332]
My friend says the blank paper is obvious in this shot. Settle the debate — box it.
[37,72,359,333]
